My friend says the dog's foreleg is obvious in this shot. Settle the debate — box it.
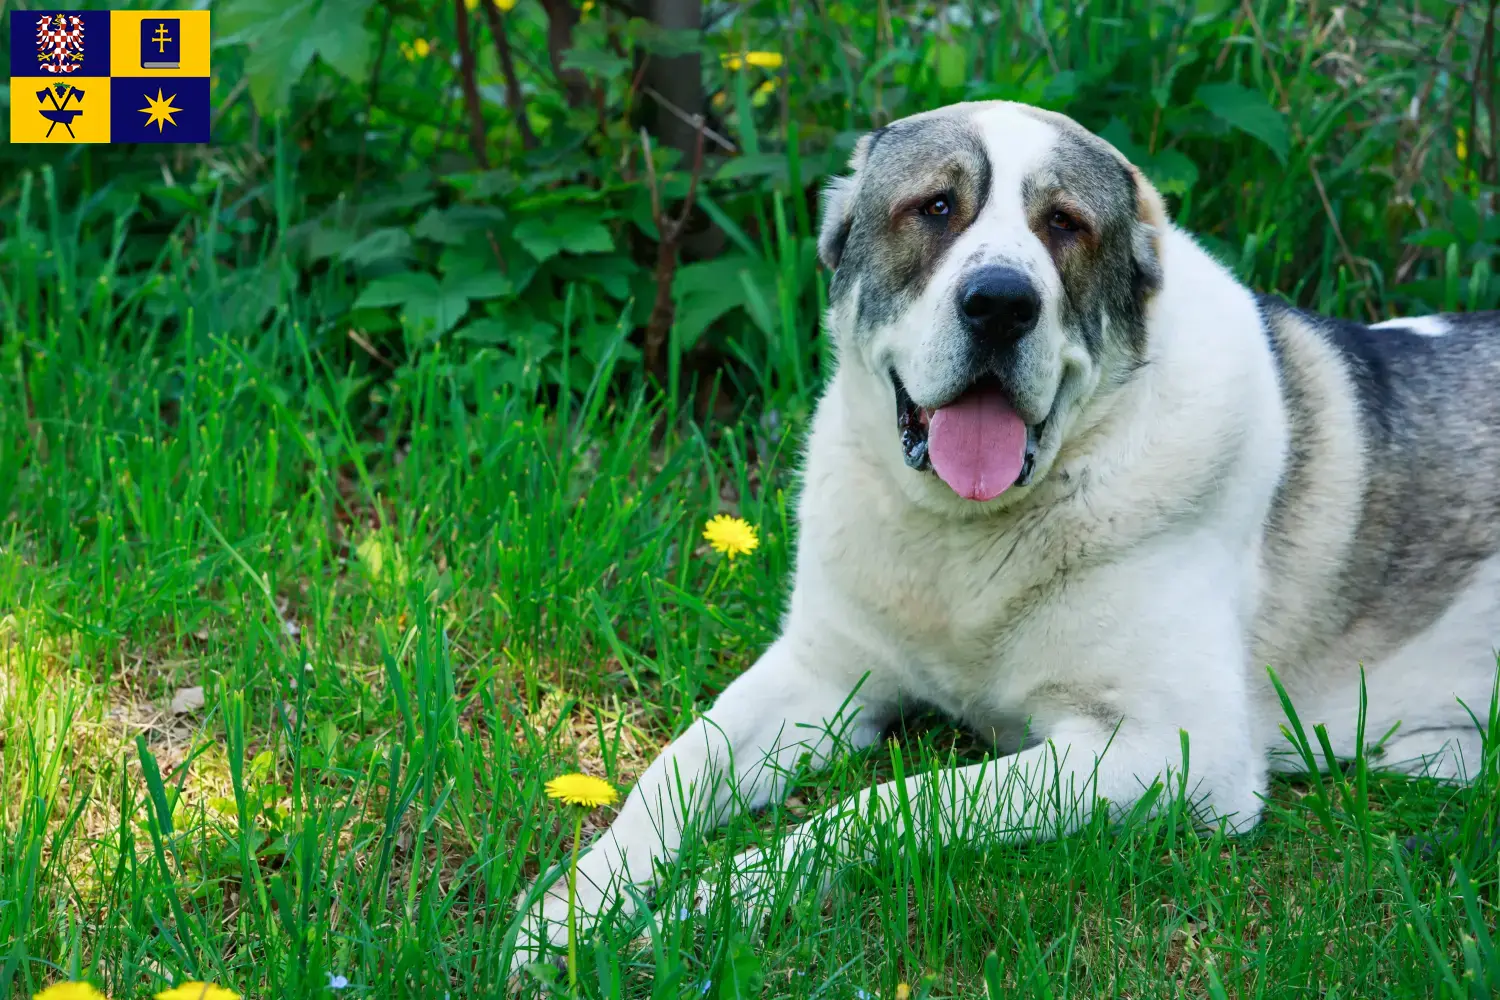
[716,698,1266,917]
[512,635,890,965]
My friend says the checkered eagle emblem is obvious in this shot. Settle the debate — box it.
[34,13,86,75]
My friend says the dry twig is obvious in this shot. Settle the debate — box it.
[640,120,708,376]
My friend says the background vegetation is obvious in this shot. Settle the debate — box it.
[2,0,1499,997]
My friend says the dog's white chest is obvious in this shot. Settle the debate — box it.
[802,484,1072,721]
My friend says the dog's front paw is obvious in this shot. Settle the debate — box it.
[690,832,827,930]
[507,879,573,983]
[508,846,646,980]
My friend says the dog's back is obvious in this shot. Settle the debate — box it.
[1253,298,1500,769]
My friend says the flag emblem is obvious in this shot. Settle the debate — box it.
[35,13,86,75]
[35,81,87,138]
[9,10,210,144]
[140,18,179,70]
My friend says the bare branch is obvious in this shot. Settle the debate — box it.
[643,85,739,154]
[480,0,536,151]
[453,0,490,168]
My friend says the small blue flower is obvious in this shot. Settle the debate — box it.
[328,974,350,990]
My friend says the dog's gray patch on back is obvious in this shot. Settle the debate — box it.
[1263,297,1500,639]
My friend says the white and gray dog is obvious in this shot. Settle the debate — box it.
[514,100,1500,962]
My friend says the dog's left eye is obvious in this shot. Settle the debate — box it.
[918,196,951,217]
[1049,210,1081,232]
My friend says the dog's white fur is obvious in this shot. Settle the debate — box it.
[512,104,1498,964]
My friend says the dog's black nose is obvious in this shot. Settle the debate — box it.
[959,266,1041,343]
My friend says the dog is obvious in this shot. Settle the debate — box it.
[513,99,1500,965]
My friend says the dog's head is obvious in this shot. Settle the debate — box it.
[819,101,1167,507]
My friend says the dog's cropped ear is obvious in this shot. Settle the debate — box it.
[817,129,881,272]
[817,176,857,271]
[1128,164,1167,297]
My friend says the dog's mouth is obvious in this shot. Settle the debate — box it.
[893,370,1040,502]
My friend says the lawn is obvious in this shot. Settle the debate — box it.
[2,0,1499,998]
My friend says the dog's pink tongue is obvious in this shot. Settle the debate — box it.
[927,386,1028,502]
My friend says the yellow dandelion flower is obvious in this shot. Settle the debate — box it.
[545,773,619,809]
[703,514,759,560]
[154,984,240,1000]
[896,985,911,1000]
[34,984,109,1000]
[1457,126,1468,161]
[721,51,783,72]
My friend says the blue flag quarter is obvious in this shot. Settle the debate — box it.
[110,76,210,143]
[10,10,112,78]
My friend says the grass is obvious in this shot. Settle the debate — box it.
[3,0,1500,997]
[3,173,1500,999]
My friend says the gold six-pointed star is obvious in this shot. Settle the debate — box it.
[138,88,182,132]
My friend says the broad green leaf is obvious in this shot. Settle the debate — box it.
[1098,117,1147,164]
[339,227,412,267]
[413,208,470,246]
[552,255,637,300]
[513,216,614,262]
[1195,82,1289,163]
[627,19,704,58]
[1042,70,1081,106]
[712,934,764,1000]
[671,256,762,346]
[454,318,509,345]
[244,33,317,115]
[715,154,789,183]
[446,272,514,301]
[304,225,357,262]
[307,0,375,82]
[561,224,614,256]
[413,205,509,246]
[220,0,376,115]
[402,289,469,337]
[560,48,632,79]
[511,220,567,263]
[1143,148,1199,196]
[353,271,438,310]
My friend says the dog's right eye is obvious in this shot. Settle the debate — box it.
[918,196,951,217]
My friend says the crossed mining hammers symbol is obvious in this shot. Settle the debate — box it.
[37,83,86,138]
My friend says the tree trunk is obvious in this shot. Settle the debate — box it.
[640,0,721,260]
[643,0,703,164]
[538,0,591,108]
